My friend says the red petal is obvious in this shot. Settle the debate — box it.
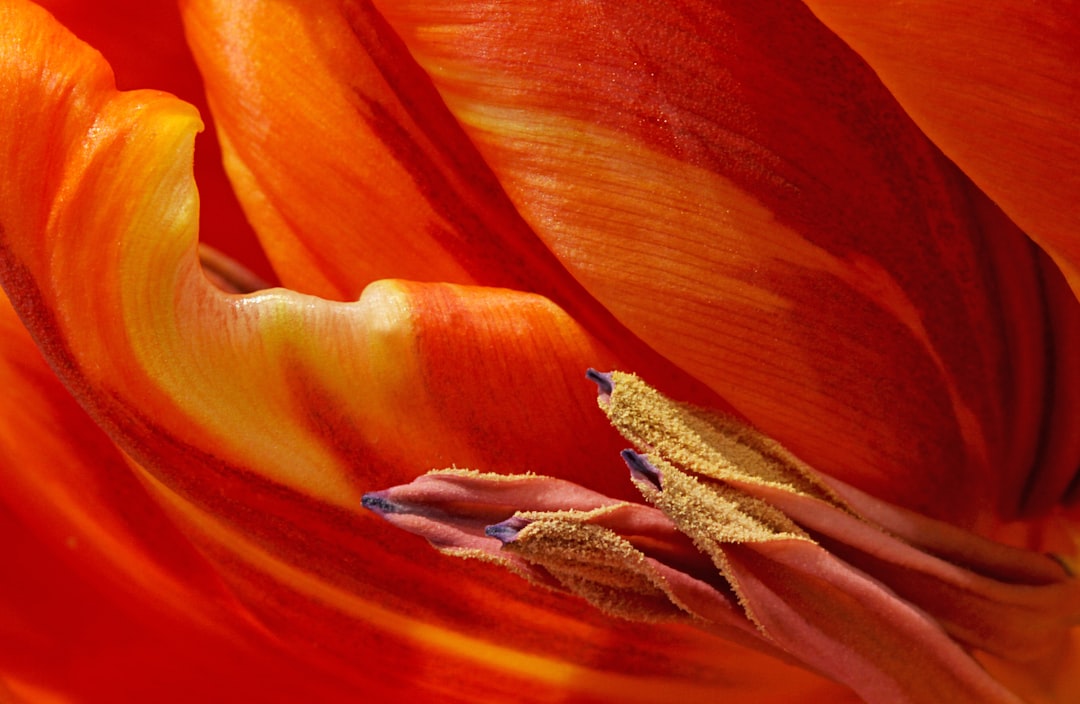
[801,0,1080,299]
[374,0,1069,526]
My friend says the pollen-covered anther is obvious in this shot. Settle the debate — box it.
[596,371,846,506]
[369,371,1080,704]
[593,371,1080,703]
[493,511,705,624]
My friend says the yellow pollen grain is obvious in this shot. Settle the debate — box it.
[507,514,691,624]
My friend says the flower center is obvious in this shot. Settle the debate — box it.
[364,370,1079,704]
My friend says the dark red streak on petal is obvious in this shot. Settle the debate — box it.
[1024,252,1080,515]
[340,2,547,292]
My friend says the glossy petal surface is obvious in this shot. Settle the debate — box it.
[372,0,1073,529]
[801,0,1080,298]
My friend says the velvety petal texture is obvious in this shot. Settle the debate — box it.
[0,3,852,701]
[800,0,1080,299]
[372,0,1079,531]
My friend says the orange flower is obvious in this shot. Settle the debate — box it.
[0,1,1077,702]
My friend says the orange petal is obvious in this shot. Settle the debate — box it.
[36,0,275,283]
[179,0,715,407]
[0,4,847,700]
[374,0,1073,527]
[0,294,234,621]
[800,0,1080,299]
[0,504,354,704]
[0,291,365,704]
[179,0,569,301]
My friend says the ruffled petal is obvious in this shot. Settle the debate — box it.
[800,0,1080,299]
[0,0,615,511]
[372,0,1067,527]
[0,4,838,700]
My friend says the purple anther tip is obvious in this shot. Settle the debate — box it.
[361,492,400,515]
[621,449,662,491]
[585,368,614,397]
[485,516,530,544]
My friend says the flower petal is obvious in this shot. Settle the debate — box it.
[373,0,1072,526]
[799,0,1080,298]
[179,0,576,301]
[35,0,275,283]
[179,0,716,407]
[0,0,618,510]
[0,291,364,703]
[0,4,841,700]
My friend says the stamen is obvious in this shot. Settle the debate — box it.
[198,243,270,293]
[621,449,662,490]
[486,516,530,544]
[360,492,400,515]
[585,368,614,398]
[364,370,1080,704]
